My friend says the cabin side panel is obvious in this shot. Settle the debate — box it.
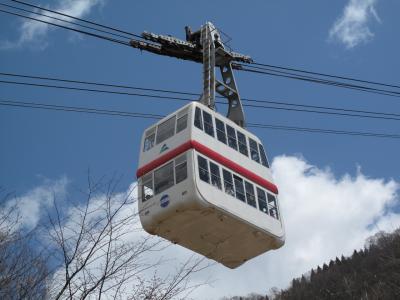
[138,149,209,234]
[193,150,285,239]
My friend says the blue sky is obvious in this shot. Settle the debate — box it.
[1,0,400,298]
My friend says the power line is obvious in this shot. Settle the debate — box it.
[0,99,163,119]
[249,61,400,91]
[0,72,198,97]
[243,64,400,96]
[0,8,131,46]
[248,123,400,139]
[3,2,400,127]
[0,2,133,41]
[238,65,400,98]
[3,79,400,121]
[242,97,398,118]
[4,0,399,100]
[2,72,398,118]
[1,98,399,140]
[243,102,400,121]
[0,79,193,103]
[7,0,143,39]
[1,73,400,121]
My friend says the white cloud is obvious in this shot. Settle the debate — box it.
[47,182,143,297]
[191,155,400,299]
[329,0,381,49]
[1,0,105,50]
[2,177,68,230]
[46,182,209,299]
[4,156,399,299]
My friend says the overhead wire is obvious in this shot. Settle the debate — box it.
[248,61,400,91]
[0,2,134,41]
[1,72,400,121]
[0,7,132,46]
[2,72,398,119]
[248,64,400,96]
[240,64,400,96]
[3,0,400,100]
[1,98,400,140]
[7,0,143,39]
[0,79,194,103]
[0,72,198,97]
[0,99,163,119]
[248,122,400,139]
[1,1,399,139]
[238,65,400,98]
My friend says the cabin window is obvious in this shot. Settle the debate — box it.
[141,173,154,202]
[156,116,176,145]
[175,154,187,184]
[209,162,222,190]
[215,118,227,144]
[226,125,238,150]
[202,111,214,137]
[194,157,279,216]
[143,127,156,152]
[194,107,203,130]
[257,188,268,214]
[176,110,188,133]
[233,175,246,202]
[268,193,279,220]
[237,131,249,157]
[154,162,174,194]
[245,182,257,208]
[259,144,270,168]
[269,207,279,220]
[223,169,235,196]
[249,138,260,163]
[198,156,210,183]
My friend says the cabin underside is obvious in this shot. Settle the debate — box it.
[151,205,281,268]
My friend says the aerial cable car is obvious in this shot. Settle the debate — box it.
[134,22,285,268]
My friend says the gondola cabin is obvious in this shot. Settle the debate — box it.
[137,102,285,268]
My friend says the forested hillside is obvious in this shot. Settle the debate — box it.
[223,228,400,300]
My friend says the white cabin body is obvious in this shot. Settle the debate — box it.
[137,102,285,268]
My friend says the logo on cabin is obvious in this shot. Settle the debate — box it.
[160,194,170,208]
[160,144,169,153]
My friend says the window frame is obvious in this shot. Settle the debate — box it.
[267,193,279,220]
[156,116,176,145]
[258,143,270,168]
[202,110,215,137]
[194,107,203,130]
[215,118,227,144]
[256,187,268,214]
[141,173,154,202]
[176,112,188,134]
[249,138,260,163]
[222,169,235,197]
[175,154,187,184]
[226,125,238,151]
[245,181,257,208]
[143,127,156,152]
[154,161,175,195]
[237,131,249,157]
[209,161,222,190]
[197,155,210,183]
[233,174,246,202]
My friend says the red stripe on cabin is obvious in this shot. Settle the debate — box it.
[191,141,279,195]
[136,140,279,195]
[136,141,192,178]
